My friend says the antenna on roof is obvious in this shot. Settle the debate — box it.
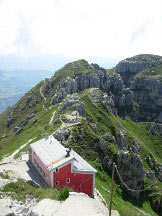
[65,148,71,158]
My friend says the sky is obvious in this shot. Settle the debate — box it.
[0,0,162,71]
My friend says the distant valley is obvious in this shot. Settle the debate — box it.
[0,69,53,113]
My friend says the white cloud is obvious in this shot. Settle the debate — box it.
[0,0,162,62]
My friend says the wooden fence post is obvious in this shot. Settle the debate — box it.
[109,163,115,216]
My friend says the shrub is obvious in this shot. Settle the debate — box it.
[57,187,70,201]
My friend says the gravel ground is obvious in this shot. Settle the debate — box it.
[0,154,46,188]
[0,193,120,216]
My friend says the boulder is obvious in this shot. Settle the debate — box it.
[52,88,67,105]
[57,95,86,116]
[88,88,103,104]
[53,128,71,142]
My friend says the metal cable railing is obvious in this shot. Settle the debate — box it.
[109,163,162,216]
[114,164,162,192]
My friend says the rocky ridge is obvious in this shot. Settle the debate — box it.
[43,60,134,121]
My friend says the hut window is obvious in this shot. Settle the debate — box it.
[56,181,59,186]
[55,168,59,173]
[66,178,70,183]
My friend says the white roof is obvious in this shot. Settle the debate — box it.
[72,150,97,174]
[30,136,97,174]
[30,136,74,170]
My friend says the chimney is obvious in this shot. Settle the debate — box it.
[65,148,71,158]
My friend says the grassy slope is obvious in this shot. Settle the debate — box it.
[53,59,96,81]
[135,64,162,79]
[0,81,61,160]
[79,91,162,162]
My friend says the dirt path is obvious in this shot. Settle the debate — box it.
[0,137,47,188]
[40,85,48,111]
[0,138,35,165]
[102,186,110,194]
[135,208,151,216]
[49,111,56,125]
[40,85,47,102]
[59,114,82,128]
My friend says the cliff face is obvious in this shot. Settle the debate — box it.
[116,54,162,123]
[43,60,134,119]
[116,54,162,85]
[131,77,162,122]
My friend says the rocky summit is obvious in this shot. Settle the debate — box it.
[0,54,162,216]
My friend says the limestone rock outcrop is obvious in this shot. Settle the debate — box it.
[130,77,162,123]
[116,151,145,199]
[116,54,162,86]
[116,54,162,123]
[50,62,133,117]
[57,95,86,117]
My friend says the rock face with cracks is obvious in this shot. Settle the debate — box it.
[116,54,162,123]
[116,151,145,199]
[50,61,134,117]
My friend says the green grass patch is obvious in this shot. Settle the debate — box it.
[1,179,71,202]
[135,64,162,79]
